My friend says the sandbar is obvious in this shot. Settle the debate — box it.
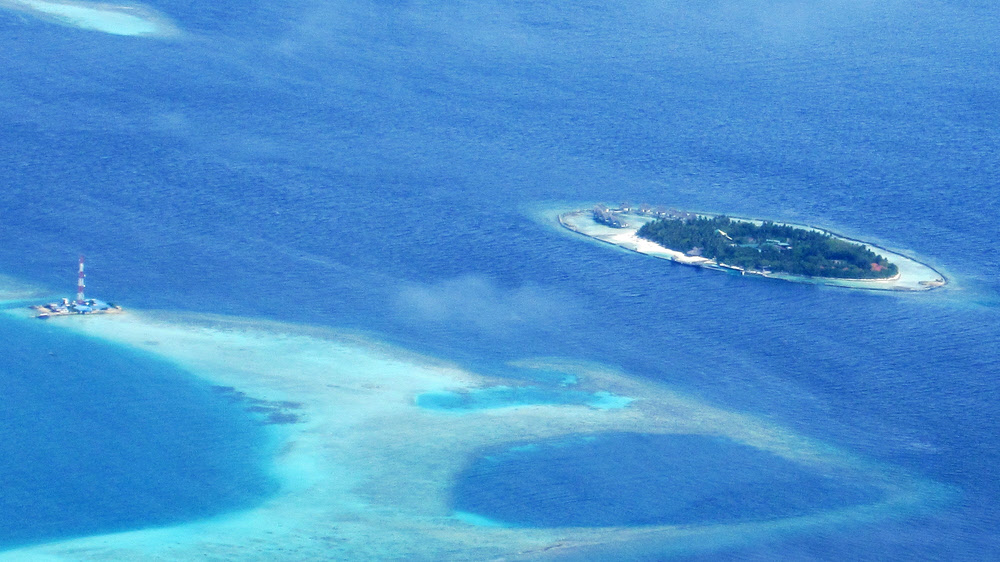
[0,309,952,559]
[0,0,180,37]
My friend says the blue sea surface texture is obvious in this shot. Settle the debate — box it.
[1,0,999,558]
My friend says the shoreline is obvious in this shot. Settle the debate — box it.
[559,209,947,292]
[0,308,953,559]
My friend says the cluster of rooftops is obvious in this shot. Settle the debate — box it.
[31,298,122,319]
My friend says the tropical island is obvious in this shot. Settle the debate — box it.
[637,214,898,279]
[559,205,947,291]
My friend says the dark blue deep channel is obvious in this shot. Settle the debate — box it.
[0,316,276,551]
[453,433,881,528]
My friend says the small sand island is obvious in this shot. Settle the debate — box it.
[561,205,946,291]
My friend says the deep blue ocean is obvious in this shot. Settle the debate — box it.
[2,0,999,558]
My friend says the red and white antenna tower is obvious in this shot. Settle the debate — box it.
[76,256,86,303]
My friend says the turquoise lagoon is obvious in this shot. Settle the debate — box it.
[416,385,632,412]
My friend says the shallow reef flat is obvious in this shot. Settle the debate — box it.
[0,275,47,304]
[1,310,953,560]
[558,208,947,292]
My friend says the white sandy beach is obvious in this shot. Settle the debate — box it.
[0,308,952,560]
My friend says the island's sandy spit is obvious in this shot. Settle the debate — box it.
[1,309,952,560]
[558,209,947,292]
[0,0,180,37]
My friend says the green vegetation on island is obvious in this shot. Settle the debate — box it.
[636,215,899,279]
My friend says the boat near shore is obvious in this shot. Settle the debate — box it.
[558,206,947,291]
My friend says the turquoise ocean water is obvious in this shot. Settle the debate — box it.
[1,0,999,558]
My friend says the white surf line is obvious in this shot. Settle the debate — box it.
[0,0,180,37]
